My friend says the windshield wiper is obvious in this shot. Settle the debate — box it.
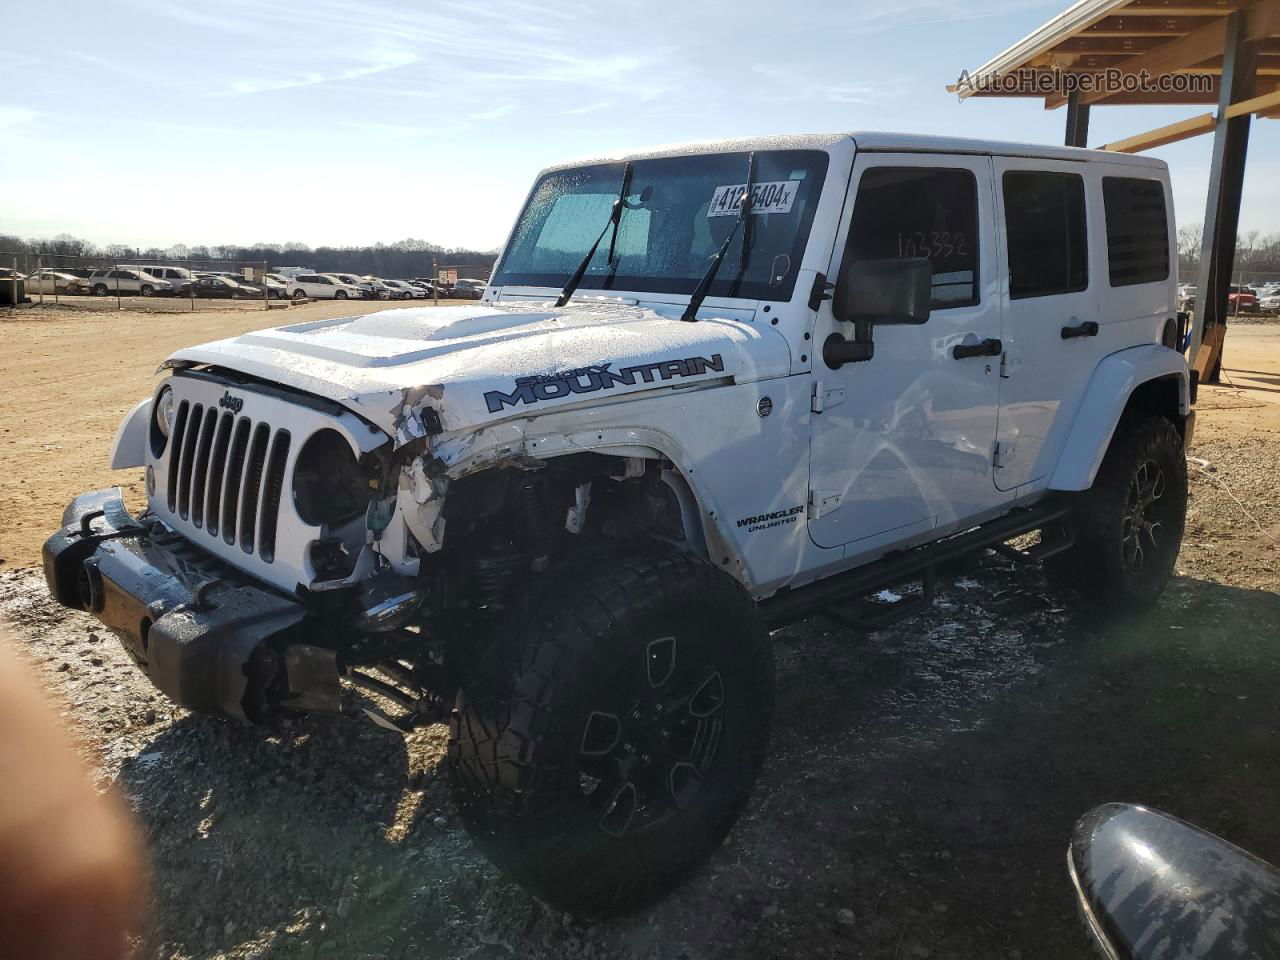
[680,151,754,323]
[555,162,633,308]
[727,152,758,298]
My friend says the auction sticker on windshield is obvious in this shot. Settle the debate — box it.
[708,181,799,217]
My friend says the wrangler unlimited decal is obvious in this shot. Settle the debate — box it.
[484,354,726,414]
[737,504,804,533]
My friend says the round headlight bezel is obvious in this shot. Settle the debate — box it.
[155,385,176,438]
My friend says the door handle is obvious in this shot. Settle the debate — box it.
[952,337,1003,360]
[1060,320,1099,340]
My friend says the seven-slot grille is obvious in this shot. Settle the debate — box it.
[164,400,291,563]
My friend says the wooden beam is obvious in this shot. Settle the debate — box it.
[1045,52,1280,69]
[1047,0,1279,108]
[1101,112,1216,150]
[1081,15,1227,35]
[1120,4,1241,14]
[1224,84,1280,110]
[1050,16,1229,106]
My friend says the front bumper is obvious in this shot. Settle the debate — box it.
[42,489,337,723]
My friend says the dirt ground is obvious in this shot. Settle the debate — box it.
[1,303,1279,959]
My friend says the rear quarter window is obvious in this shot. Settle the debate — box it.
[1002,170,1088,300]
[1102,177,1170,287]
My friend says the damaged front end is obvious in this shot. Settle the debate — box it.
[44,365,694,730]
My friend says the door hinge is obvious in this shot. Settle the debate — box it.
[809,488,843,519]
[994,440,1014,469]
[808,272,834,311]
[811,380,846,414]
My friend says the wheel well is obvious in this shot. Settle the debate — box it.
[1122,375,1186,437]
[418,453,707,620]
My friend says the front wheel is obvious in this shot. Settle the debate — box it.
[140,284,154,297]
[449,551,773,916]
[1046,415,1187,615]
[335,289,348,300]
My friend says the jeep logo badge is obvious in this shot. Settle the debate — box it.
[218,391,244,414]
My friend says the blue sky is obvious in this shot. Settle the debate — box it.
[2,0,1277,251]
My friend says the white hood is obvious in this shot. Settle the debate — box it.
[165,300,791,438]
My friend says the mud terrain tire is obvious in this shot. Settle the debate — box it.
[448,550,773,915]
[1047,415,1186,615]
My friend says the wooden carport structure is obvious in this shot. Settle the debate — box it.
[951,0,1280,382]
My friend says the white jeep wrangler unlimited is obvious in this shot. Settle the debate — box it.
[44,132,1192,915]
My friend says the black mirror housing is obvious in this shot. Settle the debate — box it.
[833,257,932,326]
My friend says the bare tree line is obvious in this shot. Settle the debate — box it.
[1177,224,1280,280]
[1,233,500,279]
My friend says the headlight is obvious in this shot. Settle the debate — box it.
[155,386,176,437]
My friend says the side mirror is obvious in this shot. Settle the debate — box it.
[824,257,932,368]
[834,257,932,326]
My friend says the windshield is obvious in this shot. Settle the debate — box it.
[493,149,828,302]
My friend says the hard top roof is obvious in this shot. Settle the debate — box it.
[541,131,1166,173]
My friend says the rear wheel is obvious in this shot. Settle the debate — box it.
[1046,415,1187,615]
[449,550,773,916]
[92,284,109,296]
[291,289,306,301]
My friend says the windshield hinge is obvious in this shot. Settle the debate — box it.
[808,272,834,311]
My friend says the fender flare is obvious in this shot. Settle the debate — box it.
[109,398,152,469]
[1048,345,1190,492]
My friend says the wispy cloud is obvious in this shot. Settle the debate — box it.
[469,102,520,121]
[837,0,1048,33]
[560,100,616,117]
[226,48,419,95]
[751,65,902,105]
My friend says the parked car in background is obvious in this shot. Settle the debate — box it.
[236,276,290,299]
[361,276,395,299]
[287,274,363,300]
[1177,284,1196,311]
[191,275,258,299]
[1228,285,1257,312]
[330,273,380,299]
[86,269,173,297]
[25,270,87,294]
[127,265,193,295]
[381,279,422,299]
[452,278,486,299]
[1260,288,1280,311]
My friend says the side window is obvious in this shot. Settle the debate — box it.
[1002,171,1087,299]
[845,167,979,309]
[1102,177,1170,286]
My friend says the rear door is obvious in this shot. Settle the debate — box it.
[991,159,1099,492]
[808,153,1010,551]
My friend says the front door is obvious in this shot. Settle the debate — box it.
[808,153,1010,552]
